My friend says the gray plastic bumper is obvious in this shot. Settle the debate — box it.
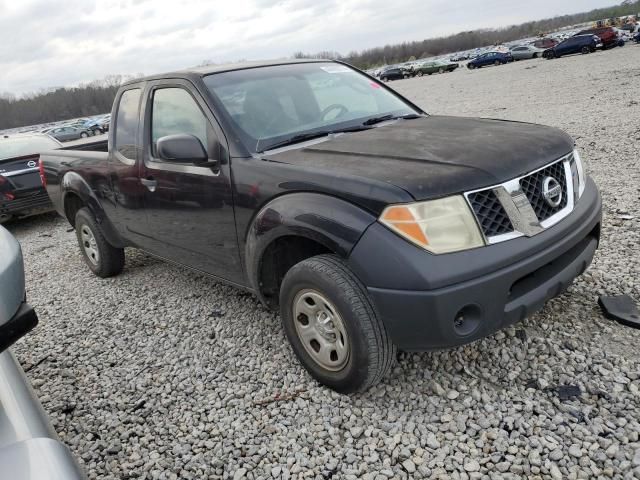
[348,177,602,350]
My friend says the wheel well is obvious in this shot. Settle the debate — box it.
[64,193,85,227]
[258,236,332,309]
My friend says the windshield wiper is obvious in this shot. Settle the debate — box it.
[259,125,373,152]
[362,113,421,126]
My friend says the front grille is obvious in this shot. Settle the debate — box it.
[519,160,568,222]
[468,189,513,237]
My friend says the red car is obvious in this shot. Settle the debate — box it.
[575,27,618,49]
[531,38,558,49]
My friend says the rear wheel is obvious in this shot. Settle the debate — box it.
[75,208,124,278]
[438,67,445,74]
[416,71,423,77]
[494,60,501,66]
[280,254,396,393]
[532,52,538,59]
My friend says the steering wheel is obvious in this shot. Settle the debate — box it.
[321,104,349,121]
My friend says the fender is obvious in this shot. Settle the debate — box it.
[61,172,126,248]
[245,192,377,293]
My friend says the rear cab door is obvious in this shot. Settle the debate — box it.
[106,85,149,239]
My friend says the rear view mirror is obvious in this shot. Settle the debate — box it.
[156,134,208,164]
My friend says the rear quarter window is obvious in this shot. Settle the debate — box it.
[114,88,142,161]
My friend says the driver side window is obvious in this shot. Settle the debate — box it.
[151,88,210,156]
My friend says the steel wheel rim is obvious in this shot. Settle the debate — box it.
[80,225,100,265]
[293,289,349,371]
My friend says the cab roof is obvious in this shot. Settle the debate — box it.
[122,58,333,86]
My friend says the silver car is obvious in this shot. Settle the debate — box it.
[0,226,86,479]
[510,45,545,60]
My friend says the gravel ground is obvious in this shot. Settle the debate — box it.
[8,44,640,479]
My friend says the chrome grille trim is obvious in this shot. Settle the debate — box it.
[465,152,575,245]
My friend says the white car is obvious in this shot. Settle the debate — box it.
[510,45,546,60]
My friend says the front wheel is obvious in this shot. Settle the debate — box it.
[416,71,423,77]
[75,208,125,278]
[280,255,396,393]
[494,60,501,66]
[438,67,445,74]
[80,132,88,138]
[581,46,591,54]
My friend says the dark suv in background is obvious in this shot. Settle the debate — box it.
[543,35,598,59]
[379,67,409,81]
[575,27,618,49]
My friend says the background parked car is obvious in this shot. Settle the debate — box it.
[575,27,618,49]
[95,117,110,133]
[43,126,91,142]
[510,45,545,60]
[543,34,598,58]
[0,225,86,479]
[467,51,513,69]
[413,60,459,76]
[379,67,409,81]
[531,37,558,49]
[0,133,59,223]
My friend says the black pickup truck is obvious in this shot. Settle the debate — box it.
[41,59,602,393]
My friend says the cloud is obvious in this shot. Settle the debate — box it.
[0,0,614,95]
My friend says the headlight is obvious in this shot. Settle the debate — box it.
[571,148,586,201]
[379,196,485,254]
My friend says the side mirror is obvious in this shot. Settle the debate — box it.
[156,134,210,165]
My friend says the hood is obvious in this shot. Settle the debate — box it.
[263,115,574,201]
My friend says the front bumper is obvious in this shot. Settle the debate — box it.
[0,301,38,353]
[348,177,602,351]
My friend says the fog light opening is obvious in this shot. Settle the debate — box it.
[453,305,482,337]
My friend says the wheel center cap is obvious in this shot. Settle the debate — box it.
[316,312,335,339]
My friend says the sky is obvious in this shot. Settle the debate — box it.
[0,0,617,96]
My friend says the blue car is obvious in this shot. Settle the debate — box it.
[543,35,598,59]
[467,51,513,69]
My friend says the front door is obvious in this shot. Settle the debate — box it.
[137,82,242,284]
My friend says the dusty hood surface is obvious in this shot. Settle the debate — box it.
[263,115,574,200]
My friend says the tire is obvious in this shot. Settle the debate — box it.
[532,53,538,59]
[416,71,423,77]
[93,129,101,136]
[279,254,396,393]
[581,46,590,54]
[80,132,88,138]
[438,67,445,74]
[494,60,500,66]
[74,207,124,278]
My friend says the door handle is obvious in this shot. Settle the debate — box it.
[140,177,157,192]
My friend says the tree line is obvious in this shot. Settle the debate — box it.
[295,0,640,68]
[0,75,140,130]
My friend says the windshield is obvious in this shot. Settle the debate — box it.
[203,62,419,152]
[0,135,60,161]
